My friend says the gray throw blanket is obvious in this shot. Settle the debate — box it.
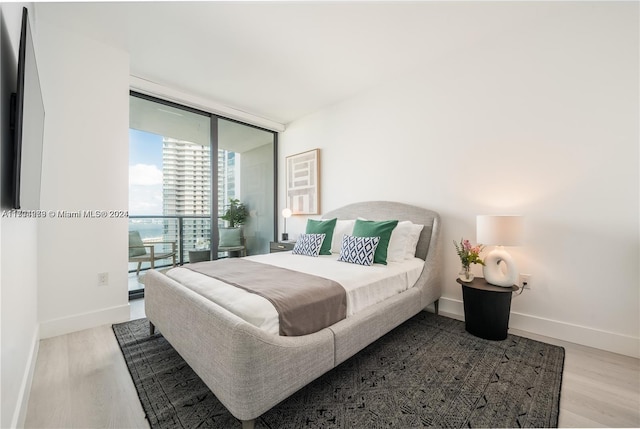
[185,258,347,336]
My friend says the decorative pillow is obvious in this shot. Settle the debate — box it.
[386,221,414,262]
[292,233,326,257]
[352,219,398,265]
[219,227,242,247]
[129,231,146,257]
[305,218,337,255]
[404,223,424,259]
[330,219,356,253]
[337,235,380,266]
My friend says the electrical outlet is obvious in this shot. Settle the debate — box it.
[519,273,532,290]
[98,272,109,287]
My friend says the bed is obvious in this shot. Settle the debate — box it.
[144,201,442,428]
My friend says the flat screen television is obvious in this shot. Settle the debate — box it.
[10,7,45,210]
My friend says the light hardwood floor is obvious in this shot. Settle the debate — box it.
[24,300,640,428]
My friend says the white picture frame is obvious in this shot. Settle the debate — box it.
[286,149,320,215]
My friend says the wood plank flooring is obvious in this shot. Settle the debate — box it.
[23,300,639,428]
[24,300,148,428]
[510,327,640,428]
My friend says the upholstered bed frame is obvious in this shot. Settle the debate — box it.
[144,201,442,428]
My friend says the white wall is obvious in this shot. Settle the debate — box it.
[0,3,41,427]
[280,2,639,357]
[2,5,132,422]
[36,10,130,337]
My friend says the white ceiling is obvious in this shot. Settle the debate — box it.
[36,1,553,126]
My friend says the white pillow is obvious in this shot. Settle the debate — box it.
[404,223,424,259]
[330,219,356,253]
[386,220,414,262]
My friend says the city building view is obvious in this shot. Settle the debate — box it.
[129,133,238,276]
[127,95,276,295]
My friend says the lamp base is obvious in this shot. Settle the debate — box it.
[482,246,518,287]
[281,233,289,241]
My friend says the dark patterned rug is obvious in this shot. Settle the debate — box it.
[113,312,564,428]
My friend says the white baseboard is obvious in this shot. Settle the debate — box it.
[39,304,130,339]
[12,326,39,429]
[437,297,639,358]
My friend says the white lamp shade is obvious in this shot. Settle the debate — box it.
[476,215,524,246]
[282,208,292,218]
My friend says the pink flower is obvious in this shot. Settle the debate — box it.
[462,239,472,251]
[453,238,485,267]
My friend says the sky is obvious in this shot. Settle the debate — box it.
[129,129,163,215]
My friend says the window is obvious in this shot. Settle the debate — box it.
[128,92,276,297]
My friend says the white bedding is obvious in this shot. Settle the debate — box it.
[166,252,425,335]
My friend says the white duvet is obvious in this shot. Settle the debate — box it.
[166,252,425,335]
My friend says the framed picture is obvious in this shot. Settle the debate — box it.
[286,149,320,215]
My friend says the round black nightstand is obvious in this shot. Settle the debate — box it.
[457,277,518,341]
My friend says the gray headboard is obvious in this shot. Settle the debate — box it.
[321,201,440,261]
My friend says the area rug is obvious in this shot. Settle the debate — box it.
[113,312,564,428]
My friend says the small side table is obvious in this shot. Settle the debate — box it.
[270,241,295,253]
[457,277,518,341]
[189,249,211,263]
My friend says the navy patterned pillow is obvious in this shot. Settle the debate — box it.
[292,233,326,257]
[337,235,380,266]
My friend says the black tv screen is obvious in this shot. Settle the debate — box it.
[10,7,45,210]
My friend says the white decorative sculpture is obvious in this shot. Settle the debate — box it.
[477,215,524,288]
[482,246,518,287]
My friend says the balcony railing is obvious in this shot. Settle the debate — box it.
[129,214,223,273]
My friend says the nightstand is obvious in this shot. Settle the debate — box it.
[457,277,518,341]
[270,241,295,253]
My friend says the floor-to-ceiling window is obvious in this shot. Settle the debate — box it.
[128,92,276,298]
[218,118,275,256]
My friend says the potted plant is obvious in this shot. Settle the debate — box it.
[221,198,248,227]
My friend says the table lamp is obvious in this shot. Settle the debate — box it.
[281,208,292,241]
[476,215,524,287]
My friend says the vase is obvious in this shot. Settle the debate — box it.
[459,265,474,282]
